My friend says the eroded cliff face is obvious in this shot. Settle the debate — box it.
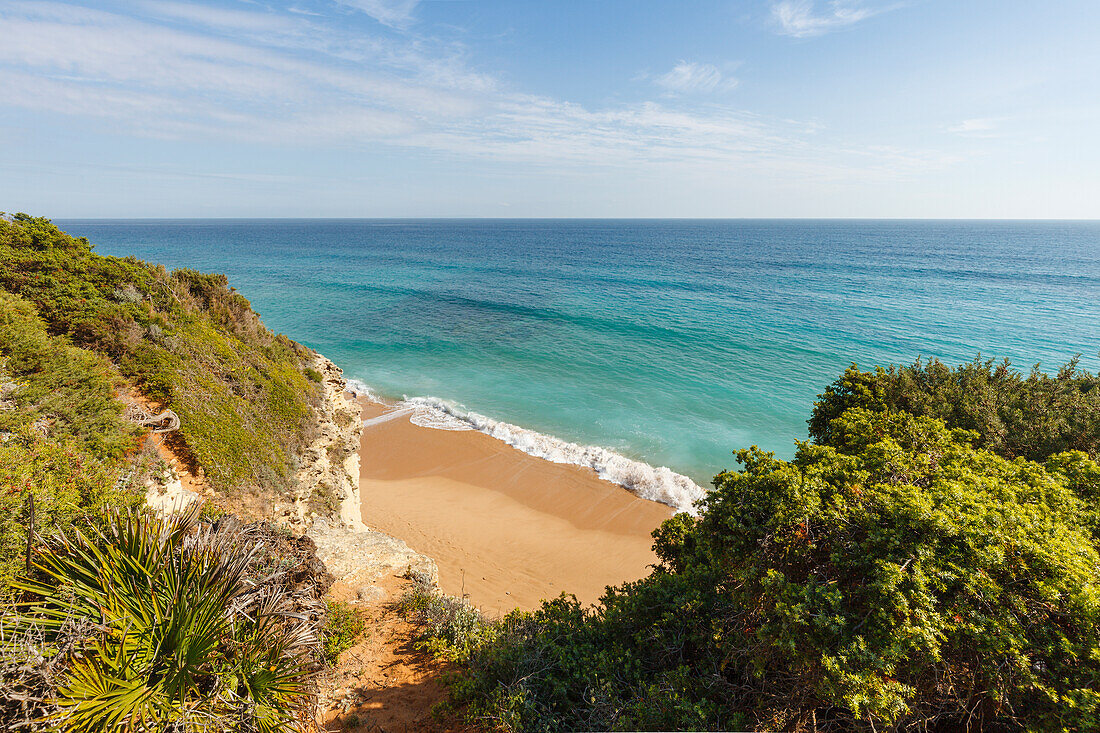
[277,355,366,533]
[142,350,440,601]
[290,357,440,602]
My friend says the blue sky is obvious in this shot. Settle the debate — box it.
[1,0,1097,217]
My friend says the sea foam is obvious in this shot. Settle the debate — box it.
[346,379,707,515]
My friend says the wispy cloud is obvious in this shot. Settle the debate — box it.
[336,0,420,29]
[770,0,889,38]
[947,118,997,135]
[653,61,739,95]
[0,1,482,133]
[0,0,948,185]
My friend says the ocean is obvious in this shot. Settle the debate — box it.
[60,219,1100,511]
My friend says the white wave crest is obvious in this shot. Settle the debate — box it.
[348,378,472,430]
[404,396,707,515]
[346,379,707,514]
[405,402,474,431]
[345,378,384,403]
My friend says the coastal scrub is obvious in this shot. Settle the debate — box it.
[8,509,324,732]
[424,366,1100,732]
[0,213,322,500]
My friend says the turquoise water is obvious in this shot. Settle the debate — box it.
[62,219,1100,503]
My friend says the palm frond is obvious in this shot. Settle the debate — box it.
[11,506,320,732]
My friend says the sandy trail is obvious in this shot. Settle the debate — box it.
[355,398,672,614]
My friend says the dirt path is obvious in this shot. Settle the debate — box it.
[321,577,479,733]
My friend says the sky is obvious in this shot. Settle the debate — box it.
[0,0,1097,218]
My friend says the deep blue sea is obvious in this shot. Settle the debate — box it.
[60,219,1100,509]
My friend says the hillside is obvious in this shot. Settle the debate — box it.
[0,213,326,495]
[0,215,461,732]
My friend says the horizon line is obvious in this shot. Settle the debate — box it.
[50,216,1100,222]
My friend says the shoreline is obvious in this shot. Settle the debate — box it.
[352,394,673,613]
[347,380,707,515]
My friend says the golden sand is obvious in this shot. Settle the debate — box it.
[355,398,672,614]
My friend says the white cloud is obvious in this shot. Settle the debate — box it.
[0,1,483,117]
[770,0,887,38]
[947,118,997,134]
[336,0,420,29]
[654,61,738,95]
[0,0,950,185]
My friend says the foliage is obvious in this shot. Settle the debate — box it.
[0,214,321,498]
[434,383,1100,731]
[0,290,138,458]
[0,290,144,595]
[1044,450,1100,546]
[321,600,366,665]
[0,428,142,598]
[401,582,498,662]
[808,357,1100,462]
[8,507,321,732]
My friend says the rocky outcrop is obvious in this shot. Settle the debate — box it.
[288,356,440,602]
[276,355,366,533]
[141,347,442,609]
[308,518,439,603]
[143,465,200,515]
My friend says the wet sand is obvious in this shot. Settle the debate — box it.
[355,398,673,614]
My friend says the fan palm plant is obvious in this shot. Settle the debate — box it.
[10,506,319,732]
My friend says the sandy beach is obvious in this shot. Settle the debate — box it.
[354,397,673,614]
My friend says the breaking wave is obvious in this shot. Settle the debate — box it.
[346,379,706,515]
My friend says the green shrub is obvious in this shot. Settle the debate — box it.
[9,508,320,732]
[0,291,138,459]
[0,291,145,595]
[809,357,1100,462]
[0,214,321,499]
[321,600,366,665]
[441,378,1100,732]
[401,583,498,662]
[0,428,142,596]
[304,368,322,383]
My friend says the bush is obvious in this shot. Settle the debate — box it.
[0,291,138,459]
[440,372,1100,732]
[321,600,366,665]
[809,357,1100,462]
[8,508,322,732]
[0,292,145,595]
[401,582,498,662]
[0,429,142,597]
[667,410,1100,731]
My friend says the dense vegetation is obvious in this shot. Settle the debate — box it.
[809,358,1100,462]
[0,289,143,590]
[0,213,321,496]
[413,359,1100,732]
[4,509,330,731]
[0,214,342,729]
